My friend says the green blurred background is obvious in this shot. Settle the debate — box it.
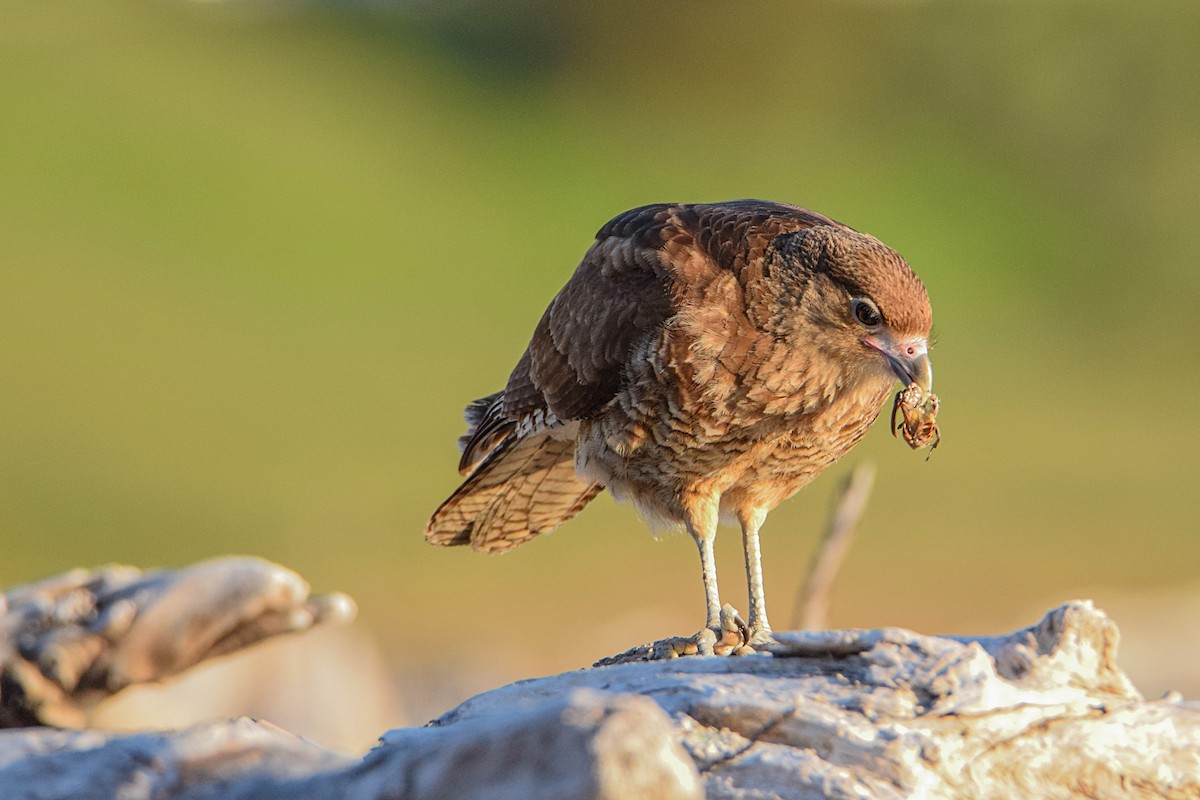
[2,1,1198,726]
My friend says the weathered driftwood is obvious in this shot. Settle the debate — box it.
[0,557,355,728]
[1,590,1197,799]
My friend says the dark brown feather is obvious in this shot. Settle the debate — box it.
[457,392,511,475]
[427,200,907,552]
[505,201,848,425]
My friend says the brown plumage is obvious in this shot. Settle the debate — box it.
[426,200,934,649]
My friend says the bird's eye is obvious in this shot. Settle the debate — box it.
[852,298,882,327]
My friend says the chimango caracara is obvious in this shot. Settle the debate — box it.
[426,201,934,654]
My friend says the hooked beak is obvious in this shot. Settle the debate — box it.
[865,336,933,394]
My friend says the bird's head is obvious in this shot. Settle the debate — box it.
[762,226,933,395]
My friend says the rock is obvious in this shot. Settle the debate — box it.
[356,689,701,800]
[0,718,348,800]
[0,557,356,728]
[414,601,1200,799]
[3,572,1198,799]
[0,689,699,800]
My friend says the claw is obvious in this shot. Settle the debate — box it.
[723,603,750,645]
[714,604,752,655]
[610,605,759,662]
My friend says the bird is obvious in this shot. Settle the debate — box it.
[425,200,933,654]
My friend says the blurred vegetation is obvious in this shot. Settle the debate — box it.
[2,1,1198,717]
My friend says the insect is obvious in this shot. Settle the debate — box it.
[892,383,941,452]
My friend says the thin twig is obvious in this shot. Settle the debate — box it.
[793,462,876,630]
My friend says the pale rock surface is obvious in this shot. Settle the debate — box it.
[0,689,699,800]
[439,601,1199,799]
[2,567,1197,800]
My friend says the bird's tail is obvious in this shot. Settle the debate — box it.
[426,423,602,554]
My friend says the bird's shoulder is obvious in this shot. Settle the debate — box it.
[595,200,849,283]
[502,201,849,424]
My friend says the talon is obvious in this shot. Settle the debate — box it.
[733,614,750,646]
[719,603,749,643]
[711,604,750,655]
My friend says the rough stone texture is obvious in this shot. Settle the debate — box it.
[0,557,355,728]
[435,602,1200,799]
[353,690,701,800]
[2,594,1198,799]
[0,690,700,800]
[0,718,349,799]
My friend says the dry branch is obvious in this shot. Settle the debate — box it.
[793,461,876,630]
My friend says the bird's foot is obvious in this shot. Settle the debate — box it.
[652,626,718,658]
[715,603,756,655]
[651,604,756,658]
[593,605,763,666]
[746,623,775,648]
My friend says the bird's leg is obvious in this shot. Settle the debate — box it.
[693,526,722,630]
[684,498,722,628]
[640,497,750,660]
[738,507,774,646]
[679,496,739,655]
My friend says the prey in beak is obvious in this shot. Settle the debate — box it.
[865,334,940,452]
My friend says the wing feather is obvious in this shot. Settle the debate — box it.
[430,200,852,549]
[504,200,848,423]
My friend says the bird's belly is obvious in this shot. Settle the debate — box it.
[575,392,885,524]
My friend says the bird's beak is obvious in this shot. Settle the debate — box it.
[895,350,933,394]
[865,336,934,394]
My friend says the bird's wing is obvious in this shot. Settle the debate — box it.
[430,419,603,551]
[501,200,848,427]
[499,206,676,425]
[432,201,849,552]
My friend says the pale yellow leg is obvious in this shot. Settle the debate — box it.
[739,507,774,645]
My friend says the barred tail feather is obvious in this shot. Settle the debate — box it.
[426,428,602,553]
